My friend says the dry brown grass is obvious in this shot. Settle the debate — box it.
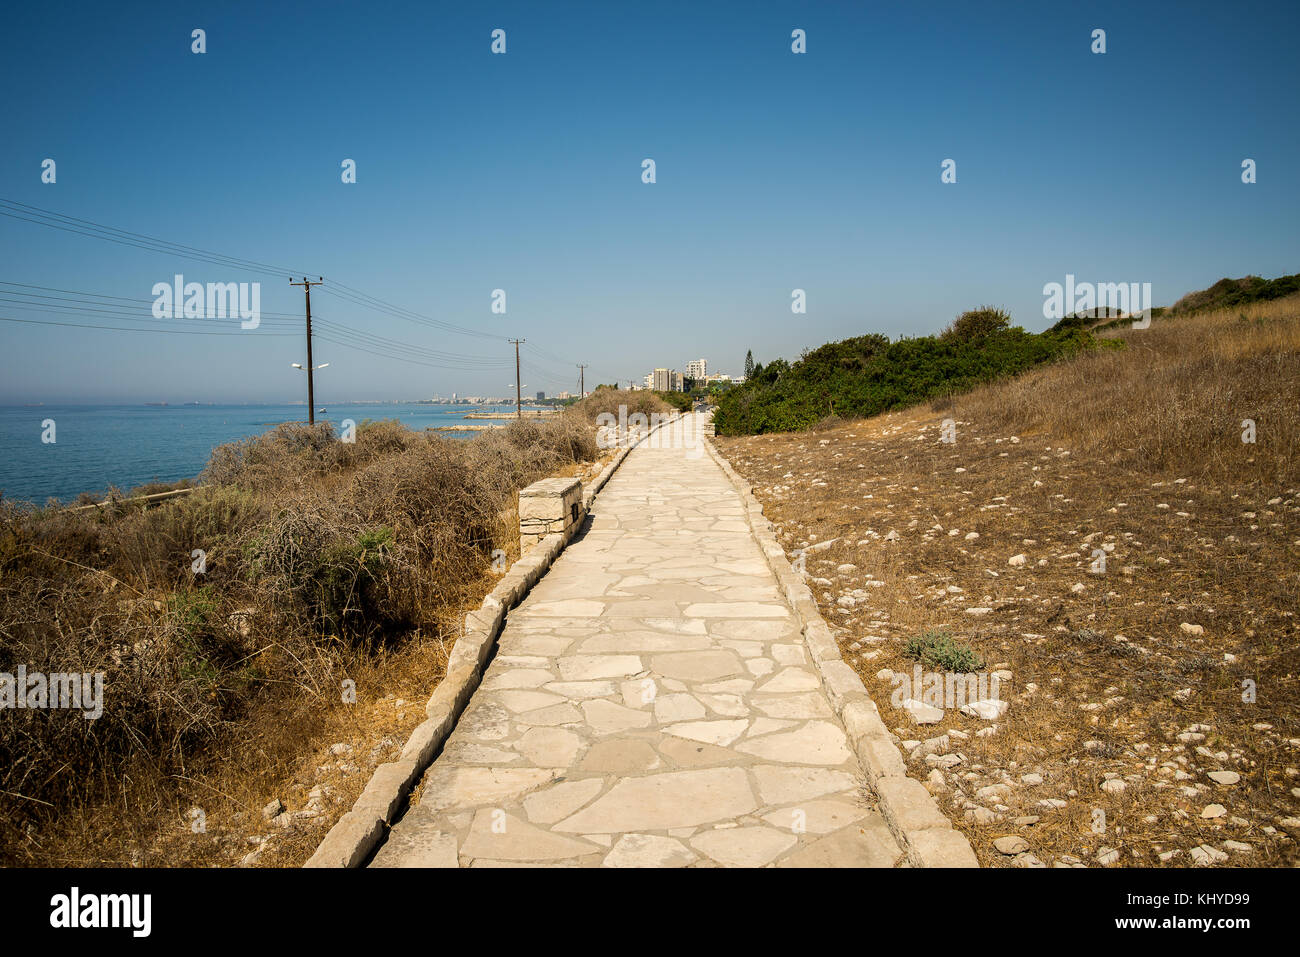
[0,416,606,866]
[717,295,1300,868]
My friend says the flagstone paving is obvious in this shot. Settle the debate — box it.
[371,416,903,868]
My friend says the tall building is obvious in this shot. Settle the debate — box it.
[535,391,545,401]
[671,371,684,392]
[643,372,654,390]
[685,358,707,380]
[652,368,671,391]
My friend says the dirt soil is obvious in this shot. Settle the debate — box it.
[716,367,1299,868]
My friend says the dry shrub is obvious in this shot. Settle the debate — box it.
[567,388,671,424]
[0,413,599,864]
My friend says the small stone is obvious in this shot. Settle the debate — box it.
[1095,847,1119,865]
[993,836,1029,855]
[1190,844,1228,865]
[901,698,944,724]
[960,699,1008,720]
[1180,623,1204,636]
[261,799,283,821]
[1201,804,1227,819]
[1207,771,1240,786]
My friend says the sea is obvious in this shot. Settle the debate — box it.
[0,403,520,505]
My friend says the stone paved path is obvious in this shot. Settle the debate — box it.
[372,415,904,867]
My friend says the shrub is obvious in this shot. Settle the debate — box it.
[903,629,985,673]
[568,388,671,424]
[0,411,603,859]
[713,314,1097,435]
[940,306,1012,343]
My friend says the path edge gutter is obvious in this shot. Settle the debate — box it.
[304,413,682,868]
[703,433,980,868]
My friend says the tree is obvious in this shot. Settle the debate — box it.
[940,306,1012,343]
[744,349,755,379]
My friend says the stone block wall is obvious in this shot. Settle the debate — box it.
[519,476,583,552]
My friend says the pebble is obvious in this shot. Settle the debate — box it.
[994,836,1029,855]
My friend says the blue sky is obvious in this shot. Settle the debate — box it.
[1,0,1296,403]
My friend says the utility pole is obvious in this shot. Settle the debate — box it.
[509,338,525,419]
[291,277,323,424]
[577,364,587,398]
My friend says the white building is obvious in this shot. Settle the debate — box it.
[685,358,707,380]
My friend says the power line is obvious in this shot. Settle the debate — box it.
[0,315,297,336]
[0,198,610,389]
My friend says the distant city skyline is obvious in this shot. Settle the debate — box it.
[2,0,1297,404]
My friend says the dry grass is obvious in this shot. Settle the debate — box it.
[717,295,1300,868]
[0,416,607,866]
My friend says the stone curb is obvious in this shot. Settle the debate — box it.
[304,412,682,868]
[702,430,979,868]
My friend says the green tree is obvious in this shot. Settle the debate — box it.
[940,306,1012,343]
[744,349,755,378]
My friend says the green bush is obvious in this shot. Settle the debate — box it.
[308,526,393,639]
[713,313,1098,435]
[1170,273,1300,315]
[940,306,1011,343]
[654,391,692,412]
[903,629,984,673]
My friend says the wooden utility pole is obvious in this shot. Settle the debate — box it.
[510,338,525,418]
[577,364,587,398]
[291,277,323,424]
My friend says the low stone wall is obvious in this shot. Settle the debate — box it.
[702,433,979,868]
[304,413,681,868]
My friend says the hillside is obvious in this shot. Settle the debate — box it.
[1170,273,1300,315]
[715,294,1300,867]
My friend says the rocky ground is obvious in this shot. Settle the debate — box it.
[717,410,1299,867]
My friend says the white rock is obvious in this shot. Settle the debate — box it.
[901,698,944,724]
[960,699,1008,720]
